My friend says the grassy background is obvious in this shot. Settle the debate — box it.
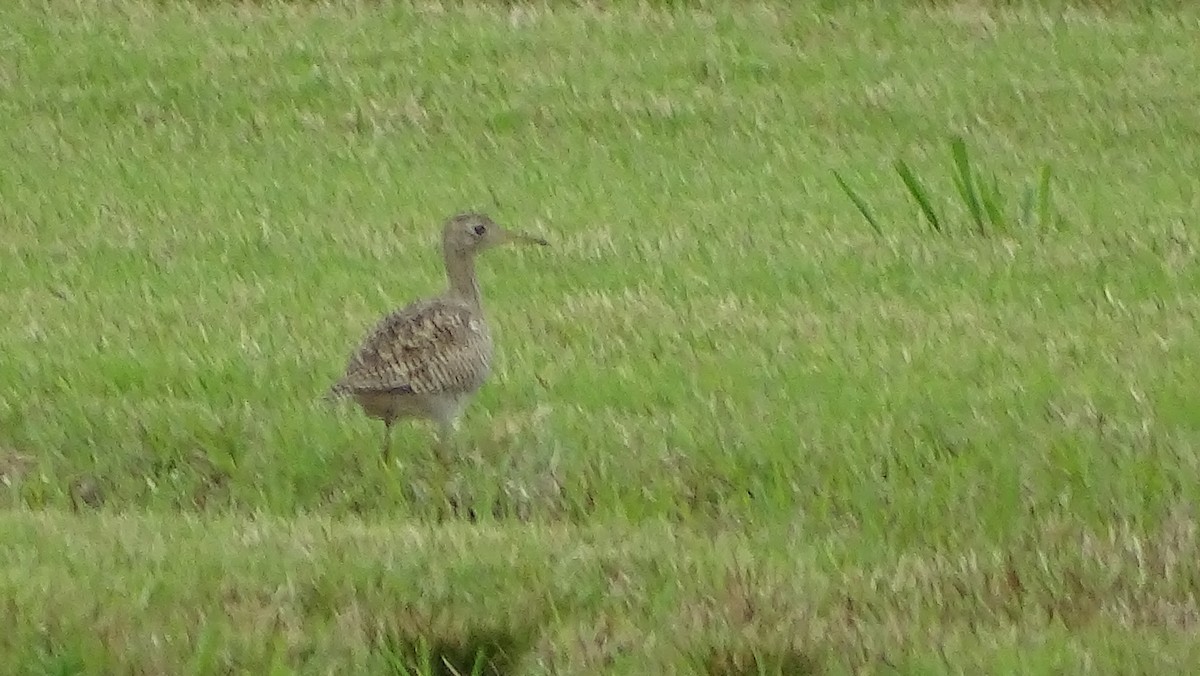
[2,0,1199,672]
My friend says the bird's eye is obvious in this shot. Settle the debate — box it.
[473,224,487,236]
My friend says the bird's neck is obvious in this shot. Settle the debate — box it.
[444,254,482,306]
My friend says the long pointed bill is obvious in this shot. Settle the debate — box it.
[502,229,550,247]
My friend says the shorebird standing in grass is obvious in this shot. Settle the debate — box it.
[326,212,548,460]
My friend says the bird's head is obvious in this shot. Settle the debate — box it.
[442,212,549,258]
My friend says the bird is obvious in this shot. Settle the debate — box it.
[326,212,549,461]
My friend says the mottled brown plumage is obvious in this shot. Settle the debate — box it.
[328,212,548,460]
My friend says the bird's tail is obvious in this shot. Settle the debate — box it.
[322,381,352,405]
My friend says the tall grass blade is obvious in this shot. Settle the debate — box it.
[949,136,985,233]
[894,159,942,233]
[470,650,488,676]
[980,174,1008,234]
[832,170,884,236]
[1037,164,1054,228]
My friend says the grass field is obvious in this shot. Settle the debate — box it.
[2,0,1200,672]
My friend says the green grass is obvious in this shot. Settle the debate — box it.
[2,0,1200,672]
[836,135,1066,237]
[4,510,1199,674]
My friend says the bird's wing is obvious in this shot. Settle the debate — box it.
[329,298,491,397]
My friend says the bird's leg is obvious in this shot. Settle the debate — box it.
[380,418,395,464]
[433,417,459,464]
